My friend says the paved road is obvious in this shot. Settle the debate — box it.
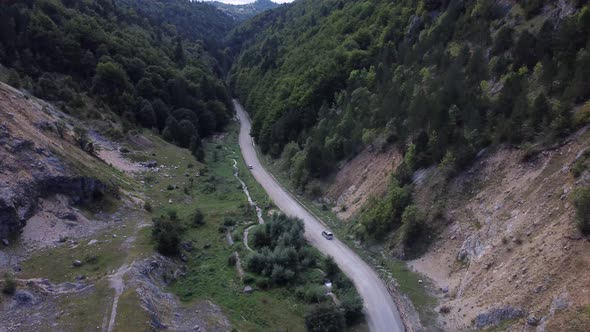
[235,100,405,332]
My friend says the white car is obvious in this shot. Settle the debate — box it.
[248,164,253,169]
[322,230,333,240]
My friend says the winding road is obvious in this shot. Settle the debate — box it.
[235,100,404,332]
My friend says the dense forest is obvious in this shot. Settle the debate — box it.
[211,0,279,21]
[231,0,590,179]
[0,0,235,159]
[229,0,590,240]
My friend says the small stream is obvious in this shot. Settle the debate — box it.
[232,159,264,225]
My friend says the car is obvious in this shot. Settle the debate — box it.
[248,165,253,169]
[321,230,333,240]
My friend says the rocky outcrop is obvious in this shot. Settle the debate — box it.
[0,176,105,239]
[475,306,525,328]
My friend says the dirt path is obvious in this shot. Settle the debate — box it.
[235,100,404,332]
[243,225,257,253]
[106,263,133,332]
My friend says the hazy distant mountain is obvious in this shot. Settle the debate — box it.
[210,0,280,20]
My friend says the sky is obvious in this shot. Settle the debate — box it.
[202,0,294,4]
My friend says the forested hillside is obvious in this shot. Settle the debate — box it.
[0,0,235,158]
[211,0,279,21]
[230,0,590,187]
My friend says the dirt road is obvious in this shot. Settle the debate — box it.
[235,100,404,332]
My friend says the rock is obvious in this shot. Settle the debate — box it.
[2,239,9,246]
[180,254,188,263]
[527,315,540,326]
[12,265,21,272]
[475,307,525,328]
[203,243,211,249]
[181,241,194,252]
[243,285,254,294]
[418,279,423,284]
[13,290,37,306]
[441,287,449,294]
[72,260,83,267]
[76,275,86,281]
[141,161,158,168]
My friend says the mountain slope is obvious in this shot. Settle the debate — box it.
[0,0,234,155]
[211,0,279,21]
[230,0,590,193]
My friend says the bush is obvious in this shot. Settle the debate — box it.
[399,205,424,246]
[144,201,153,212]
[2,273,16,295]
[152,215,182,256]
[573,187,590,234]
[304,303,345,332]
[339,292,364,325]
[193,209,205,226]
[324,256,339,278]
[297,284,327,303]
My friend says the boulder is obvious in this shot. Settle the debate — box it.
[243,286,254,294]
[72,260,83,267]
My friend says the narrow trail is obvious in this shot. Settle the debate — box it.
[106,262,133,332]
[243,225,257,253]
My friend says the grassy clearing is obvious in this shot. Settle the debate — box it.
[259,154,438,327]
[19,210,149,283]
[140,122,309,330]
[113,288,151,331]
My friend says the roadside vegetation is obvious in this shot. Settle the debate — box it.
[140,124,365,331]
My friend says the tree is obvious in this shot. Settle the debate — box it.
[174,37,185,66]
[192,209,205,226]
[152,215,182,256]
[493,26,513,54]
[136,98,157,128]
[162,116,181,143]
[91,61,130,107]
[304,304,345,332]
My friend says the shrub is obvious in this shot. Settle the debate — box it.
[399,205,424,246]
[298,284,327,303]
[228,253,237,266]
[573,187,590,234]
[2,273,16,295]
[167,209,178,221]
[54,121,67,139]
[339,292,364,325]
[324,256,339,278]
[304,303,345,332]
[144,201,153,212]
[193,209,205,226]
[152,215,182,256]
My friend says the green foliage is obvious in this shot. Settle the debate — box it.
[192,209,205,226]
[2,273,16,295]
[246,214,305,285]
[573,187,590,235]
[152,213,183,256]
[0,0,233,153]
[339,291,364,325]
[358,180,411,240]
[304,303,346,332]
[399,205,424,247]
[230,0,588,191]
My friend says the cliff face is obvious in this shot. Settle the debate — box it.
[323,126,590,330]
[0,83,106,239]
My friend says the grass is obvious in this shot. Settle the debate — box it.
[258,148,438,328]
[140,122,310,331]
[19,210,150,283]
